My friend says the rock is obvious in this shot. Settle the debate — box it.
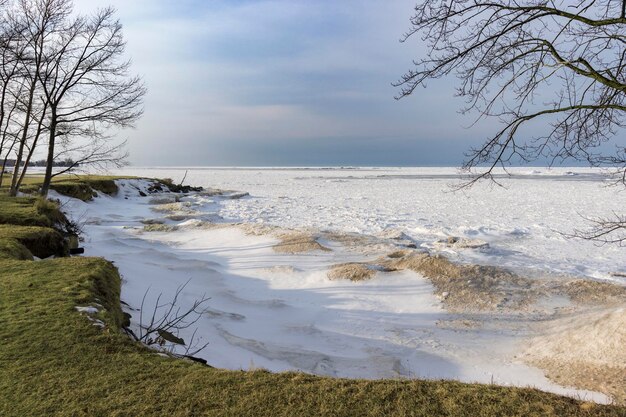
[273,232,331,254]
[434,237,489,250]
[166,215,192,222]
[387,250,411,259]
[147,184,163,193]
[139,190,147,197]
[200,189,226,197]
[144,224,178,232]
[157,329,185,345]
[122,312,132,328]
[184,355,209,365]
[163,181,204,193]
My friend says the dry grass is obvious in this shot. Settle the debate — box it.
[380,252,537,312]
[273,231,332,254]
[328,263,376,281]
[563,280,626,306]
[143,224,178,232]
[522,308,626,405]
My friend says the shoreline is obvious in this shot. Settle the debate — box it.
[52,177,625,404]
[110,166,626,284]
[2,175,625,415]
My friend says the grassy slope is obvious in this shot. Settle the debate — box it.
[0,184,625,417]
[0,195,53,226]
[1,174,134,200]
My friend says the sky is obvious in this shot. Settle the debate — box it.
[69,1,518,167]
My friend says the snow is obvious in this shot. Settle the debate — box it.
[75,306,100,315]
[53,170,623,404]
[111,167,626,282]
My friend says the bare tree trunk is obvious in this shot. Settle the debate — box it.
[0,81,9,163]
[17,102,47,191]
[0,132,17,190]
[0,159,9,187]
[8,81,35,197]
[40,107,56,197]
[0,139,16,188]
[0,156,7,187]
[0,108,20,189]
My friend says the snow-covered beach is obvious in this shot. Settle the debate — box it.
[55,167,625,404]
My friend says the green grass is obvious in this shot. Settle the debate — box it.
[0,236,33,260]
[0,194,68,258]
[0,185,625,416]
[1,174,136,200]
[0,224,66,258]
[0,195,54,226]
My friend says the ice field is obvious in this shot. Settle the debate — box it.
[55,167,626,403]
[117,167,626,281]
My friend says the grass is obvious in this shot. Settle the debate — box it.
[0,195,53,226]
[0,184,625,416]
[0,193,68,258]
[1,174,135,200]
[0,224,66,258]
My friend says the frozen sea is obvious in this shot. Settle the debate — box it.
[113,166,626,283]
[54,168,626,403]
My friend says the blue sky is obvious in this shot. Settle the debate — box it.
[72,0,503,166]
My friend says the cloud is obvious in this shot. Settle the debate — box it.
[72,0,488,166]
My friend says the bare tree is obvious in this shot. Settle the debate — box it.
[572,212,626,247]
[35,3,145,197]
[0,0,144,196]
[396,0,626,244]
[0,70,25,188]
[46,137,128,179]
[5,0,54,196]
[0,18,24,188]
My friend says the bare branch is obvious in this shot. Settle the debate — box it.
[397,0,626,245]
[127,280,211,360]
